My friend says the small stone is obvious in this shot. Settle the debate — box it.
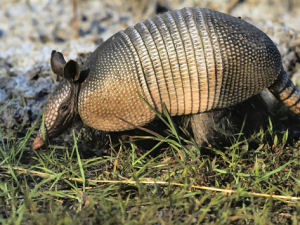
[0,89,8,102]
[0,29,4,38]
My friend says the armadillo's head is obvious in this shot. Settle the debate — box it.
[32,50,81,150]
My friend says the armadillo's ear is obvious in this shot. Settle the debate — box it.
[51,50,66,76]
[64,60,80,82]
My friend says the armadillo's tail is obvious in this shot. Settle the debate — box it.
[269,68,300,115]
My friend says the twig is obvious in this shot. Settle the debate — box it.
[226,0,244,13]
[72,0,79,38]
[2,165,299,201]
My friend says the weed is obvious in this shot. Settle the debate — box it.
[0,113,299,224]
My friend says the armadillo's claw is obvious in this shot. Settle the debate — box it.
[32,136,44,150]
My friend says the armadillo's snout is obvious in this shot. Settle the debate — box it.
[32,136,44,150]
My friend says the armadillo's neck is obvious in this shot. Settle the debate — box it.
[73,82,81,116]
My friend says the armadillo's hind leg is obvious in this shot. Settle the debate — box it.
[269,69,300,115]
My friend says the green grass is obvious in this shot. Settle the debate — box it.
[0,113,299,224]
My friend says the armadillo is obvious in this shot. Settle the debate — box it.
[32,7,300,149]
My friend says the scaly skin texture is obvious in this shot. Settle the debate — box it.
[33,7,300,149]
[269,69,300,114]
[78,7,281,131]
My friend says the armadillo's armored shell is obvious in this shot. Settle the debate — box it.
[78,7,281,131]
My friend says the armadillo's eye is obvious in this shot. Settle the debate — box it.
[60,104,68,111]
